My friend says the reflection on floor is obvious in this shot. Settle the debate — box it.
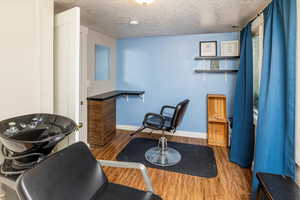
[92,130,252,200]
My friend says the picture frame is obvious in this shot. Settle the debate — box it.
[221,40,240,57]
[199,41,217,57]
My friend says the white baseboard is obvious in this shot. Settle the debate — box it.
[117,124,207,139]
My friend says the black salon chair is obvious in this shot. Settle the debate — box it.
[16,142,162,200]
[131,99,190,167]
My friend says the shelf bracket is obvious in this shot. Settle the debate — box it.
[122,94,145,103]
[138,94,145,103]
[122,95,129,102]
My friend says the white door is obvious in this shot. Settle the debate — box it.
[54,7,81,148]
[79,26,88,144]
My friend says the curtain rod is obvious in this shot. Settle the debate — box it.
[240,0,272,30]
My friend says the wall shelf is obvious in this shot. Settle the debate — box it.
[194,56,240,60]
[194,69,239,73]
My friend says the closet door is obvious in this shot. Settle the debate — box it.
[54,7,81,148]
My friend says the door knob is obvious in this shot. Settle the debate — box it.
[76,122,83,131]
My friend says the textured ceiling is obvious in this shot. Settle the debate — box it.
[54,0,271,38]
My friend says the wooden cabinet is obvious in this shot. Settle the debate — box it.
[208,122,228,147]
[207,94,228,147]
[87,90,145,148]
[88,99,116,147]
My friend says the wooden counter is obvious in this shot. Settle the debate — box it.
[87,90,144,147]
[87,90,145,101]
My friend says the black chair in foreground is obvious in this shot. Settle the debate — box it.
[16,142,162,200]
[131,99,190,167]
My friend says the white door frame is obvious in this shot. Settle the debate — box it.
[80,25,88,144]
[54,7,81,147]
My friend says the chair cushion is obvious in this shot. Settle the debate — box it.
[17,142,108,200]
[145,116,172,131]
[92,183,162,200]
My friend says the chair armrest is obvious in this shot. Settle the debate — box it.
[97,160,154,193]
[160,105,176,115]
[143,113,165,129]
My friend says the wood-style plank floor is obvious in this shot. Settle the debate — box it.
[92,130,252,200]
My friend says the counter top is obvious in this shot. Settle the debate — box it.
[256,172,300,200]
[87,90,145,101]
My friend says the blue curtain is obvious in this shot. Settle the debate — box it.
[252,0,297,197]
[229,24,254,168]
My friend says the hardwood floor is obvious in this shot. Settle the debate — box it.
[92,130,252,200]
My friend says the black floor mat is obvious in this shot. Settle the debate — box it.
[116,138,218,178]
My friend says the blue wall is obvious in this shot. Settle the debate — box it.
[95,45,110,81]
[117,32,240,133]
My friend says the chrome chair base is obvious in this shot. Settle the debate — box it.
[145,135,181,167]
[145,147,181,167]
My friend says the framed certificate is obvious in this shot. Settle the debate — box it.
[199,41,217,57]
[221,40,240,57]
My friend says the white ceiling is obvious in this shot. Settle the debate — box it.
[54,0,271,38]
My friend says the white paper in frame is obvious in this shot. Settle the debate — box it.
[221,40,240,57]
[200,41,217,57]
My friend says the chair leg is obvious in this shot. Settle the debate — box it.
[145,130,181,167]
[158,131,167,155]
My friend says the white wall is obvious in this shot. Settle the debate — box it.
[0,0,54,121]
[87,29,117,96]
[0,1,54,199]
